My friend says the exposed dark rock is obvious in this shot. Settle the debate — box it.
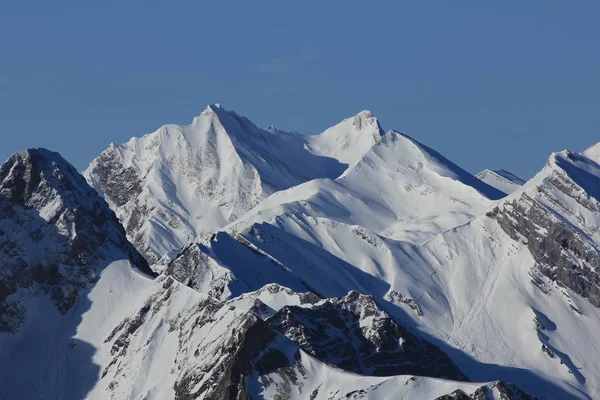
[0,148,152,332]
[434,381,536,400]
[172,310,287,400]
[267,290,467,380]
[435,389,471,400]
[165,243,231,299]
[86,145,142,208]
[492,193,600,307]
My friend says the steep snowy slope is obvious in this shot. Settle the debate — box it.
[0,149,155,399]
[85,105,389,269]
[476,169,525,194]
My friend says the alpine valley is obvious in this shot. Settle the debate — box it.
[2,104,600,400]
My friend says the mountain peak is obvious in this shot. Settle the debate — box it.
[205,103,223,112]
[199,103,229,119]
[307,110,384,166]
[351,109,382,133]
[581,141,600,164]
[1,148,91,208]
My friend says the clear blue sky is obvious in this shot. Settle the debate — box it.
[1,1,599,178]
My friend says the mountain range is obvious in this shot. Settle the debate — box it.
[2,104,600,399]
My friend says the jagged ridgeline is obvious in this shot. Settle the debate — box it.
[3,104,600,399]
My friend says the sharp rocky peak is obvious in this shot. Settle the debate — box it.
[1,148,92,209]
[0,148,152,332]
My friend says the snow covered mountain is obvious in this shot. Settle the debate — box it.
[476,169,526,194]
[84,105,379,270]
[6,105,600,399]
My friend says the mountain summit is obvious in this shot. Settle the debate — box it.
[4,106,600,399]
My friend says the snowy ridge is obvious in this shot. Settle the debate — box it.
[229,129,504,247]
[476,169,526,194]
[88,276,532,400]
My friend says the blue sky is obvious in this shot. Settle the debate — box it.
[1,1,599,178]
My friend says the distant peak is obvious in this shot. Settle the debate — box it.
[350,110,384,136]
[204,103,224,114]
[582,141,600,164]
[356,110,373,119]
[195,103,238,124]
[6,148,67,169]
[265,124,282,134]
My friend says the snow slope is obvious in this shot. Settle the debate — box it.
[476,169,526,194]
[0,261,154,400]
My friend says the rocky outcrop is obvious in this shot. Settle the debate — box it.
[489,157,600,309]
[435,381,536,400]
[165,243,232,299]
[267,290,467,380]
[492,196,600,307]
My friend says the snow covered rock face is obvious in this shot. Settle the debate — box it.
[84,105,347,270]
[98,276,300,400]
[164,232,315,299]
[0,149,151,332]
[267,290,467,380]
[491,151,600,307]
